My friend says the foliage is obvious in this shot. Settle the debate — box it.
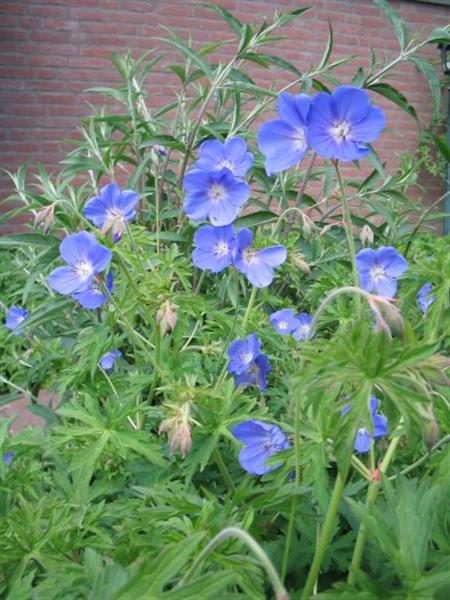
[0,2,449,599]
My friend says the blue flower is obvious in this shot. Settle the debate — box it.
[192,224,235,273]
[257,92,311,175]
[341,396,388,453]
[227,333,262,375]
[83,183,140,242]
[233,228,286,288]
[192,137,254,177]
[234,354,272,391]
[183,168,249,226]
[417,282,435,314]
[307,86,385,161]
[227,334,271,391]
[232,420,290,475]
[269,309,298,335]
[5,307,28,335]
[99,349,122,370]
[293,312,314,341]
[3,451,15,465]
[48,232,112,297]
[356,246,408,298]
[72,271,113,310]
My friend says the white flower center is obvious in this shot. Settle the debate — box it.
[371,265,385,280]
[330,120,351,142]
[293,128,307,151]
[75,259,94,281]
[243,249,258,265]
[106,208,124,221]
[218,159,234,171]
[214,241,229,257]
[241,351,253,365]
[209,184,225,203]
[299,325,310,337]
[278,321,288,330]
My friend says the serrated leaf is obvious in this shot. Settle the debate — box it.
[374,0,409,50]
[368,82,418,124]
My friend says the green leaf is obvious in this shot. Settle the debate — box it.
[18,297,73,333]
[156,32,212,79]
[140,135,186,152]
[201,3,243,36]
[0,232,60,248]
[319,21,333,70]
[374,0,409,50]
[434,134,450,163]
[424,26,450,46]
[408,56,441,118]
[368,82,418,124]
[235,210,278,228]
[163,571,236,599]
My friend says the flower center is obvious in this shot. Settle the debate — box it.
[371,265,385,280]
[214,241,229,257]
[293,128,306,151]
[241,351,254,366]
[75,259,94,281]
[106,208,124,221]
[218,159,233,171]
[209,184,225,203]
[243,249,258,265]
[299,325,310,337]
[330,120,351,142]
[278,321,288,330]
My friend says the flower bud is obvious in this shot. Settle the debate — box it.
[360,224,374,246]
[34,204,55,235]
[422,404,439,451]
[290,251,311,274]
[156,300,178,336]
[159,402,192,458]
[301,214,315,238]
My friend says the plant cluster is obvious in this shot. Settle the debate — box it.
[1,2,449,599]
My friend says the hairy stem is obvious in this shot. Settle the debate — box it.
[301,473,346,599]
[213,446,236,494]
[242,286,257,331]
[180,527,289,600]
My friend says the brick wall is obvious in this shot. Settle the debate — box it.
[0,0,448,232]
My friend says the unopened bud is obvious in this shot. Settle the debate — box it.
[369,295,404,339]
[159,402,192,458]
[290,252,311,274]
[156,300,178,336]
[301,213,315,238]
[34,204,55,235]
[360,224,374,247]
[423,404,439,451]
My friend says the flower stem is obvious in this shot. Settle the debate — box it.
[213,446,236,494]
[147,324,161,405]
[347,430,402,585]
[333,161,360,303]
[154,165,161,254]
[125,221,147,278]
[180,526,289,600]
[301,472,346,599]
[281,386,302,581]
[242,286,257,331]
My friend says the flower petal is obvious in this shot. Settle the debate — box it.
[59,232,97,265]
[257,246,287,268]
[354,428,371,453]
[48,266,90,295]
[258,120,307,175]
[232,420,266,444]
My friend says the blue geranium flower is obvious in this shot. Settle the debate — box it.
[341,396,388,453]
[417,282,435,315]
[183,168,249,226]
[257,92,311,175]
[83,183,140,242]
[307,85,385,161]
[48,232,112,297]
[192,224,235,273]
[293,312,314,341]
[99,349,122,371]
[3,451,15,465]
[233,228,286,288]
[227,334,271,391]
[72,271,113,310]
[356,246,408,298]
[232,420,290,475]
[5,307,29,335]
[234,354,272,391]
[227,333,262,375]
[192,137,254,177]
[269,309,298,335]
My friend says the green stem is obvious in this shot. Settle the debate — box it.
[154,165,161,254]
[100,367,119,398]
[213,446,236,494]
[125,221,147,278]
[194,270,206,294]
[147,324,161,405]
[114,253,144,299]
[180,527,289,600]
[389,434,450,480]
[301,472,346,599]
[347,431,402,585]
[281,386,302,581]
[333,161,360,303]
[242,286,257,331]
